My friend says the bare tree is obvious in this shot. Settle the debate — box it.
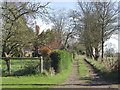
[49,9,77,48]
[74,1,118,60]
[2,2,50,57]
[94,2,118,61]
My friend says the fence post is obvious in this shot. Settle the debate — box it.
[8,59,11,74]
[40,56,43,73]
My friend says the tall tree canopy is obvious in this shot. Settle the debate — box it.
[2,2,50,57]
[73,1,118,60]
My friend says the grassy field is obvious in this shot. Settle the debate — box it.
[2,53,75,88]
[2,59,40,72]
[78,56,90,82]
[2,61,74,88]
[2,67,73,88]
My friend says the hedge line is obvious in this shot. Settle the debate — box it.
[50,50,74,73]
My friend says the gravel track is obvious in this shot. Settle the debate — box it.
[54,56,119,88]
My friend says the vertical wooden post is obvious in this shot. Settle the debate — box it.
[40,56,43,73]
[8,59,11,74]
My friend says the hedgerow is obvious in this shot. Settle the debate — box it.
[50,50,74,73]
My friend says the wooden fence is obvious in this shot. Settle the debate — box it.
[1,56,43,74]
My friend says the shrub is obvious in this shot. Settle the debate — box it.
[39,47,51,57]
[24,62,39,74]
[42,70,49,76]
[14,62,40,76]
[43,56,51,71]
[50,50,74,73]
[2,70,9,77]
[50,51,60,72]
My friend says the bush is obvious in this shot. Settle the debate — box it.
[24,62,39,74]
[2,70,9,77]
[42,70,49,76]
[14,62,40,76]
[50,50,74,73]
[39,47,51,57]
[43,56,51,71]
[50,51,60,72]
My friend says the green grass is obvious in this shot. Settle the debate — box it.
[2,59,40,76]
[85,58,105,72]
[1,50,75,88]
[2,59,40,71]
[103,57,118,61]
[85,57,119,83]
[78,56,90,82]
[2,53,75,88]
[2,62,74,88]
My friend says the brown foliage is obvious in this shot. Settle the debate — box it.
[39,47,51,57]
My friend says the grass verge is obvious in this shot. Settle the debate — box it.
[2,62,74,88]
[85,58,119,83]
[2,56,74,88]
[78,56,90,82]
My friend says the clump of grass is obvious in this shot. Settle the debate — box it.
[86,58,105,72]
[85,57,119,83]
[78,56,90,81]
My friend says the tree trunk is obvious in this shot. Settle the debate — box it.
[89,46,93,59]
[64,33,72,47]
[5,58,11,74]
[101,25,104,62]
[86,46,93,59]
[94,47,99,61]
[64,35,69,47]
[2,42,6,57]
[86,48,89,58]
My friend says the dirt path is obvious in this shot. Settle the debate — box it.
[54,57,119,88]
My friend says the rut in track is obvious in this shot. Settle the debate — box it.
[54,56,119,88]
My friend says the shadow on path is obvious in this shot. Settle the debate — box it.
[54,56,119,88]
[2,84,56,86]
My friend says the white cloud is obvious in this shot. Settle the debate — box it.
[104,34,118,52]
[40,23,54,33]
